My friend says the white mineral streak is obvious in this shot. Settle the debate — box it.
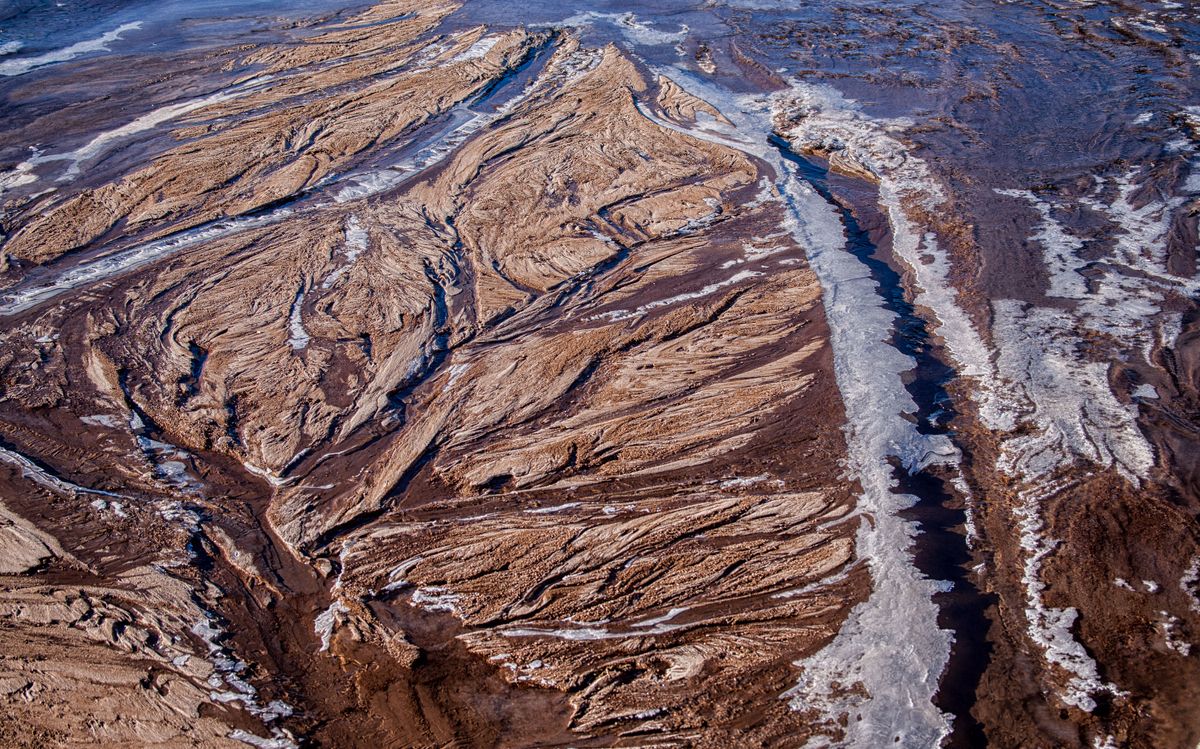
[635,69,955,746]
[503,606,691,640]
[450,35,499,63]
[242,461,290,488]
[0,77,274,194]
[562,12,689,46]
[771,79,1194,722]
[192,614,298,747]
[0,208,293,317]
[314,600,349,651]
[590,269,761,321]
[322,216,370,289]
[0,22,141,77]
[0,444,123,498]
[334,40,583,204]
[524,502,581,514]
[286,287,310,351]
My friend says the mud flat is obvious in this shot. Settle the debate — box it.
[1,0,1199,746]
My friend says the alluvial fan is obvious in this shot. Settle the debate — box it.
[0,0,1197,747]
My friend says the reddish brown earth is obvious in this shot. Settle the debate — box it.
[0,3,867,746]
[2,0,1200,746]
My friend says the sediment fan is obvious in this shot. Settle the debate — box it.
[0,1,1197,747]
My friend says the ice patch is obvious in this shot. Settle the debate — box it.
[80,414,121,428]
[140,437,200,491]
[638,70,956,746]
[771,95,958,746]
[993,189,1089,299]
[444,362,470,390]
[192,611,297,743]
[991,301,1154,484]
[229,730,298,749]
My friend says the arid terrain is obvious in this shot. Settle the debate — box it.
[0,0,1198,747]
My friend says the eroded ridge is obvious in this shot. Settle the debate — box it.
[0,4,870,746]
[3,0,1200,746]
